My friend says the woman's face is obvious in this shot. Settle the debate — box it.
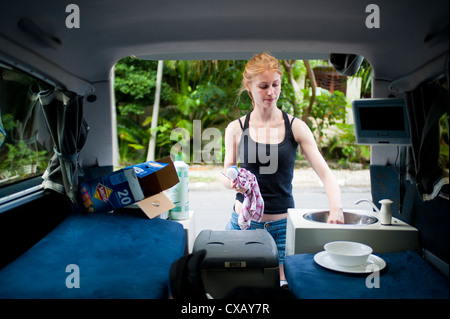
[246,70,281,110]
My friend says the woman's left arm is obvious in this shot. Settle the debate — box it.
[291,118,344,224]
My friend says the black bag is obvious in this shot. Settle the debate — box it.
[170,249,208,300]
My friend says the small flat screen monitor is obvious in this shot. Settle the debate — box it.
[352,98,411,145]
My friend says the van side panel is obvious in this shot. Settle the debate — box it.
[371,165,449,264]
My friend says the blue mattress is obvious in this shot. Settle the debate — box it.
[0,211,185,299]
[285,251,449,299]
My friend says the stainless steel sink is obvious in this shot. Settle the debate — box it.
[303,211,378,225]
[287,209,418,255]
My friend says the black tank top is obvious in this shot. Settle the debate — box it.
[236,110,298,214]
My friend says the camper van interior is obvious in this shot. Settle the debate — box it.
[0,0,448,306]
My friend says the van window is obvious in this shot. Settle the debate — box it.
[0,63,53,188]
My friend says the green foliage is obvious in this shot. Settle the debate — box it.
[114,58,171,165]
[354,59,373,98]
[326,122,370,167]
[117,116,150,166]
[299,88,347,151]
[0,111,49,183]
[114,58,250,164]
[0,140,48,180]
[114,57,174,115]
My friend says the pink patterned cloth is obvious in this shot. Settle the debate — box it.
[235,168,264,230]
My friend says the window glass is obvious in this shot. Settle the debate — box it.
[0,63,53,187]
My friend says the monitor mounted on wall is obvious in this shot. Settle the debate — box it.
[352,98,411,145]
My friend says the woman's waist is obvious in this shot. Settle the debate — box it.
[234,200,288,221]
[260,212,287,222]
[235,192,294,211]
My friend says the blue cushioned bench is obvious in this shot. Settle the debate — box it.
[0,211,185,299]
[284,251,449,299]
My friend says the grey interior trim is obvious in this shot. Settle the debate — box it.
[423,248,449,278]
[0,185,45,214]
[0,34,94,95]
[389,52,448,93]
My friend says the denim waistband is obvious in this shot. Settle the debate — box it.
[230,211,286,229]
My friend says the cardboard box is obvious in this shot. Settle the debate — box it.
[79,157,179,218]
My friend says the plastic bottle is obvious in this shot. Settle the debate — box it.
[169,155,189,220]
[379,199,393,225]
[226,165,239,181]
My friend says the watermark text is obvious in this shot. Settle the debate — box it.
[365,264,380,289]
[365,4,380,29]
[65,264,80,288]
[65,4,80,29]
[169,120,280,174]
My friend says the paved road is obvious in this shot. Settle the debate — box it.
[190,186,372,237]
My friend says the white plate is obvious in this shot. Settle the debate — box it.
[314,251,386,274]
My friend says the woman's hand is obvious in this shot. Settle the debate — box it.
[231,180,248,194]
[327,208,344,224]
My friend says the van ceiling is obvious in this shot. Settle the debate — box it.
[0,0,448,93]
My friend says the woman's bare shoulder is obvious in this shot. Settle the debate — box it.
[226,116,246,132]
[288,114,314,143]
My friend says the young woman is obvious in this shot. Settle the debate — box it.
[222,53,344,282]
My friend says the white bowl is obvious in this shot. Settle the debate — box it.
[324,241,373,267]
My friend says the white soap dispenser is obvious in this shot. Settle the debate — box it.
[379,199,393,225]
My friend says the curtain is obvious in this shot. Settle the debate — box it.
[38,89,89,203]
[405,83,449,201]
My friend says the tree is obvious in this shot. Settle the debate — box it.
[147,60,164,161]
[114,57,172,165]
[115,58,248,164]
[282,60,301,118]
[303,60,317,128]
[309,89,347,152]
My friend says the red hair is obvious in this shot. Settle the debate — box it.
[238,52,283,106]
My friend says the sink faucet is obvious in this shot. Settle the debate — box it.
[354,198,380,213]
[355,198,394,225]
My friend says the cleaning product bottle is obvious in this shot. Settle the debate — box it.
[226,165,240,181]
[169,154,189,220]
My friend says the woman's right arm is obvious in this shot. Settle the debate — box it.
[223,120,241,190]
